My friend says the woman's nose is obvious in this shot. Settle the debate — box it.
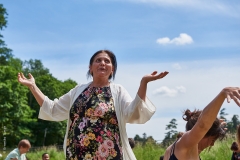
[100,60,105,65]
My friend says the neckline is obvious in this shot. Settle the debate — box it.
[89,81,110,88]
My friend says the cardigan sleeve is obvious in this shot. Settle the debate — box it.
[38,85,79,121]
[118,85,156,124]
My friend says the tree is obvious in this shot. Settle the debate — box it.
[162,118,178,147]
[0,65,34,146]
[0,4,12,66]
[219,108,228,121]
[227,115,240,133]
[22,59,77,146]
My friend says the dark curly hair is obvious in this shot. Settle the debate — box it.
[183,109,226,140]
[231,142,239,151]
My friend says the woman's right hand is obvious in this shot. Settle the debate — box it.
[18,72,35,87]
[221,87,240,106]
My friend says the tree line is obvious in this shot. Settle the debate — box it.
[0,4,77,148]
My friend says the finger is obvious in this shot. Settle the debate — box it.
[233,97,240,107]
[17,73,22,82]
[21,72,27,79]
[162,71,169,77]
[219,119,225,123]
[28,73,33,79]
[231,94,240,106]
[233,90,240,100]
[226,95,231,103]
[157,71,168,79]
[221,122,227,126]
[151,71,157,76]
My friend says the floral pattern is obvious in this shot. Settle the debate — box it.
[66,86,122,160]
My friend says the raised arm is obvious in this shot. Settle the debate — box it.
[179,87,240,149]
[18,72,45,106]
[137,71,169,101]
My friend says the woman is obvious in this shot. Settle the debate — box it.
[18,50,169,160]
[231,142,240,160]
[163,87,240,160]
[230,125,240,160]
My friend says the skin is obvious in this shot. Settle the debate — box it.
[18,52,169,105]
[164,87,240,160]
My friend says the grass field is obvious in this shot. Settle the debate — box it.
[0,135,236,160]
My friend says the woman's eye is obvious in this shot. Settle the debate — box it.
[105,60,110,63]
[96,59,101,62]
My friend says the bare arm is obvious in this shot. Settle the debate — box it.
[178,87,240,149]
[18,73,45,106]
[137,71,169,101]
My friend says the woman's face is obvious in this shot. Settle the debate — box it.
[89,52,113,80]
[198,136,217,152]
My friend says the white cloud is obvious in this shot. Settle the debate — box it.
[156,33,193,45]
[176,86,186,93]
[152,86,186,97]
[172,63,182,70]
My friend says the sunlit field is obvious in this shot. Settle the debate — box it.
[0,135,235,160]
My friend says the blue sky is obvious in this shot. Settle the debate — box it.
[1,0,240,141]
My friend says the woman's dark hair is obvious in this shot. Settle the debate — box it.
[182,109,226,141]
[87,50,117,80]
[128,138,135,149]
[231,142,239,151]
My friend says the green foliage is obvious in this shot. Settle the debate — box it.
[200,135,234,160]
[20,59,77,146]
[162,118,178,147]
[26,146,65,160]
[0,4,12,66]
[134,142,165,160]
[0,10,77,147]
[219,108,228,121]
[227,115,240,133]
[0,65,34,146]
[0,4,8,30]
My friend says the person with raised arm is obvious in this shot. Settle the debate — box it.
[163,87,240,160]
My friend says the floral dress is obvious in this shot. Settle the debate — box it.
[66,86,123,160]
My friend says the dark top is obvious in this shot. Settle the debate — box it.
[232,152,240,160]
[169,140,178,160]
[66,86,122,160]
[169,139,201,160]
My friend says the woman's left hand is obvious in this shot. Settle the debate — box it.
[141,71,169,84]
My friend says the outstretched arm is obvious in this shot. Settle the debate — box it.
[137,71,169,101]
[18,72,45,106]
[179,87,240,149]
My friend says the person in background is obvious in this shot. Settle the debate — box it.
[230,142,240,160]
[18,49,169,160]
[230,125,240,160]
[163,87,240,160]
[5,139,31,160]
[128,138,135,149]
[42,153,50,160]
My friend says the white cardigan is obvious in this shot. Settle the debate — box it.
[38,82,156,160]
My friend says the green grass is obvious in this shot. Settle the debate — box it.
[0,136,236,160]
[200,136,235,160]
